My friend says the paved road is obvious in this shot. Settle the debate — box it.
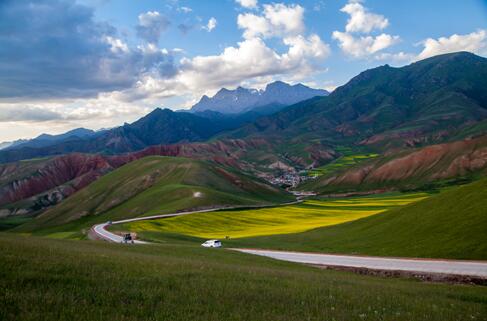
[91,208,235,243]
[233,249,487,278]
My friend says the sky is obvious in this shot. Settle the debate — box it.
[0,0,486,142]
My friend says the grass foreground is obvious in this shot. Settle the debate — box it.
[119,193,427,239]
[1,233,487,321]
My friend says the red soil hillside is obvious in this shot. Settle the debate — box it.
[304,135,487,194]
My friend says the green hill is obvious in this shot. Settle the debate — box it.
[229,52,487,150]
[229,177,487,260]
[16,156,293,235]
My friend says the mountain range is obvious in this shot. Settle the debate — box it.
[190,81,329,114]
[2,51,487,216]
[0,82,327,163]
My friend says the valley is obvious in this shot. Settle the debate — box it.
[2,51,487,321]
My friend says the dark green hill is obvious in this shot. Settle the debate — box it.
[229,177,487,260]
[0,109,234,163]
[16,156,293,234]
[229,52,487,150]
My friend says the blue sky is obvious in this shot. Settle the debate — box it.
[0,0,486,141]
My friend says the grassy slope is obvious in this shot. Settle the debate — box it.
[228,178,487,260]
[16,156,292,235]
[120,193,427,239]
[1,234,486,321]
[307,146,378,177]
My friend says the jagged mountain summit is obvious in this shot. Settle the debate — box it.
[190,81,329,114]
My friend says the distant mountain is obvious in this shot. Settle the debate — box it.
[2,128,96,152]
[0,108,241,163]
[0,139,26,151]
[190,81,329,114]
[2,52,487,171]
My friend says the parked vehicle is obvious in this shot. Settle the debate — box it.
[122,233,134,244]
[201,240,222,248]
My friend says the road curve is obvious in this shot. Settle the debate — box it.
[232,249,487,278]
[91,201,303,243]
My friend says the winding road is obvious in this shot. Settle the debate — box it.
[92,205,487,279]
[233,249,487,278]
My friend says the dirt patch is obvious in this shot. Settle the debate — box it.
[312,264,487,285]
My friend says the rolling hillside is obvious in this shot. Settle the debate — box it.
[16,156,293,234]
[229,177,487,260]
[302,135,487,194]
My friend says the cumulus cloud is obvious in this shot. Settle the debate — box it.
[417,29,487,60]
[341,1,389,33]
[333,0,398,58]
[238,3,305,39]
[333,31,399,58]
[204,18,217,32]
[136,11,170,43]
[236,0,258,9]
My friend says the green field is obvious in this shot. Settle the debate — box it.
[119,193,427,239]
[227,178,487,260]
[1,233,486,321]
[307,147,379,177]
[15,156,292,237]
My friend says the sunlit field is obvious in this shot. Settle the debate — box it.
[121,193,428,239]
[307,147,379,177]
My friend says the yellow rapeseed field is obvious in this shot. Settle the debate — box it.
[126,193,428,239]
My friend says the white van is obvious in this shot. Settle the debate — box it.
[201,240,222,248]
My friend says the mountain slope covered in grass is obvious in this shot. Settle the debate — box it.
[229,177,487,260]
[229,52,487,150]
[16,156,292,234]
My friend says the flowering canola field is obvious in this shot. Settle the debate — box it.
[125,193,428,239]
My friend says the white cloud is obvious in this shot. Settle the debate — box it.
[341,1,388,33]
[236,0,258,9]
[417,29,487,60]
[105,36,129,54]
[374,51,415,63]
[333,1,398,59]
[238,3,305,39]
[204,17,217,32]
[333,31,399,58]
[120,33,330,103]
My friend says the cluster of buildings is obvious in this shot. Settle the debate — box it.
[267,171,316,188]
